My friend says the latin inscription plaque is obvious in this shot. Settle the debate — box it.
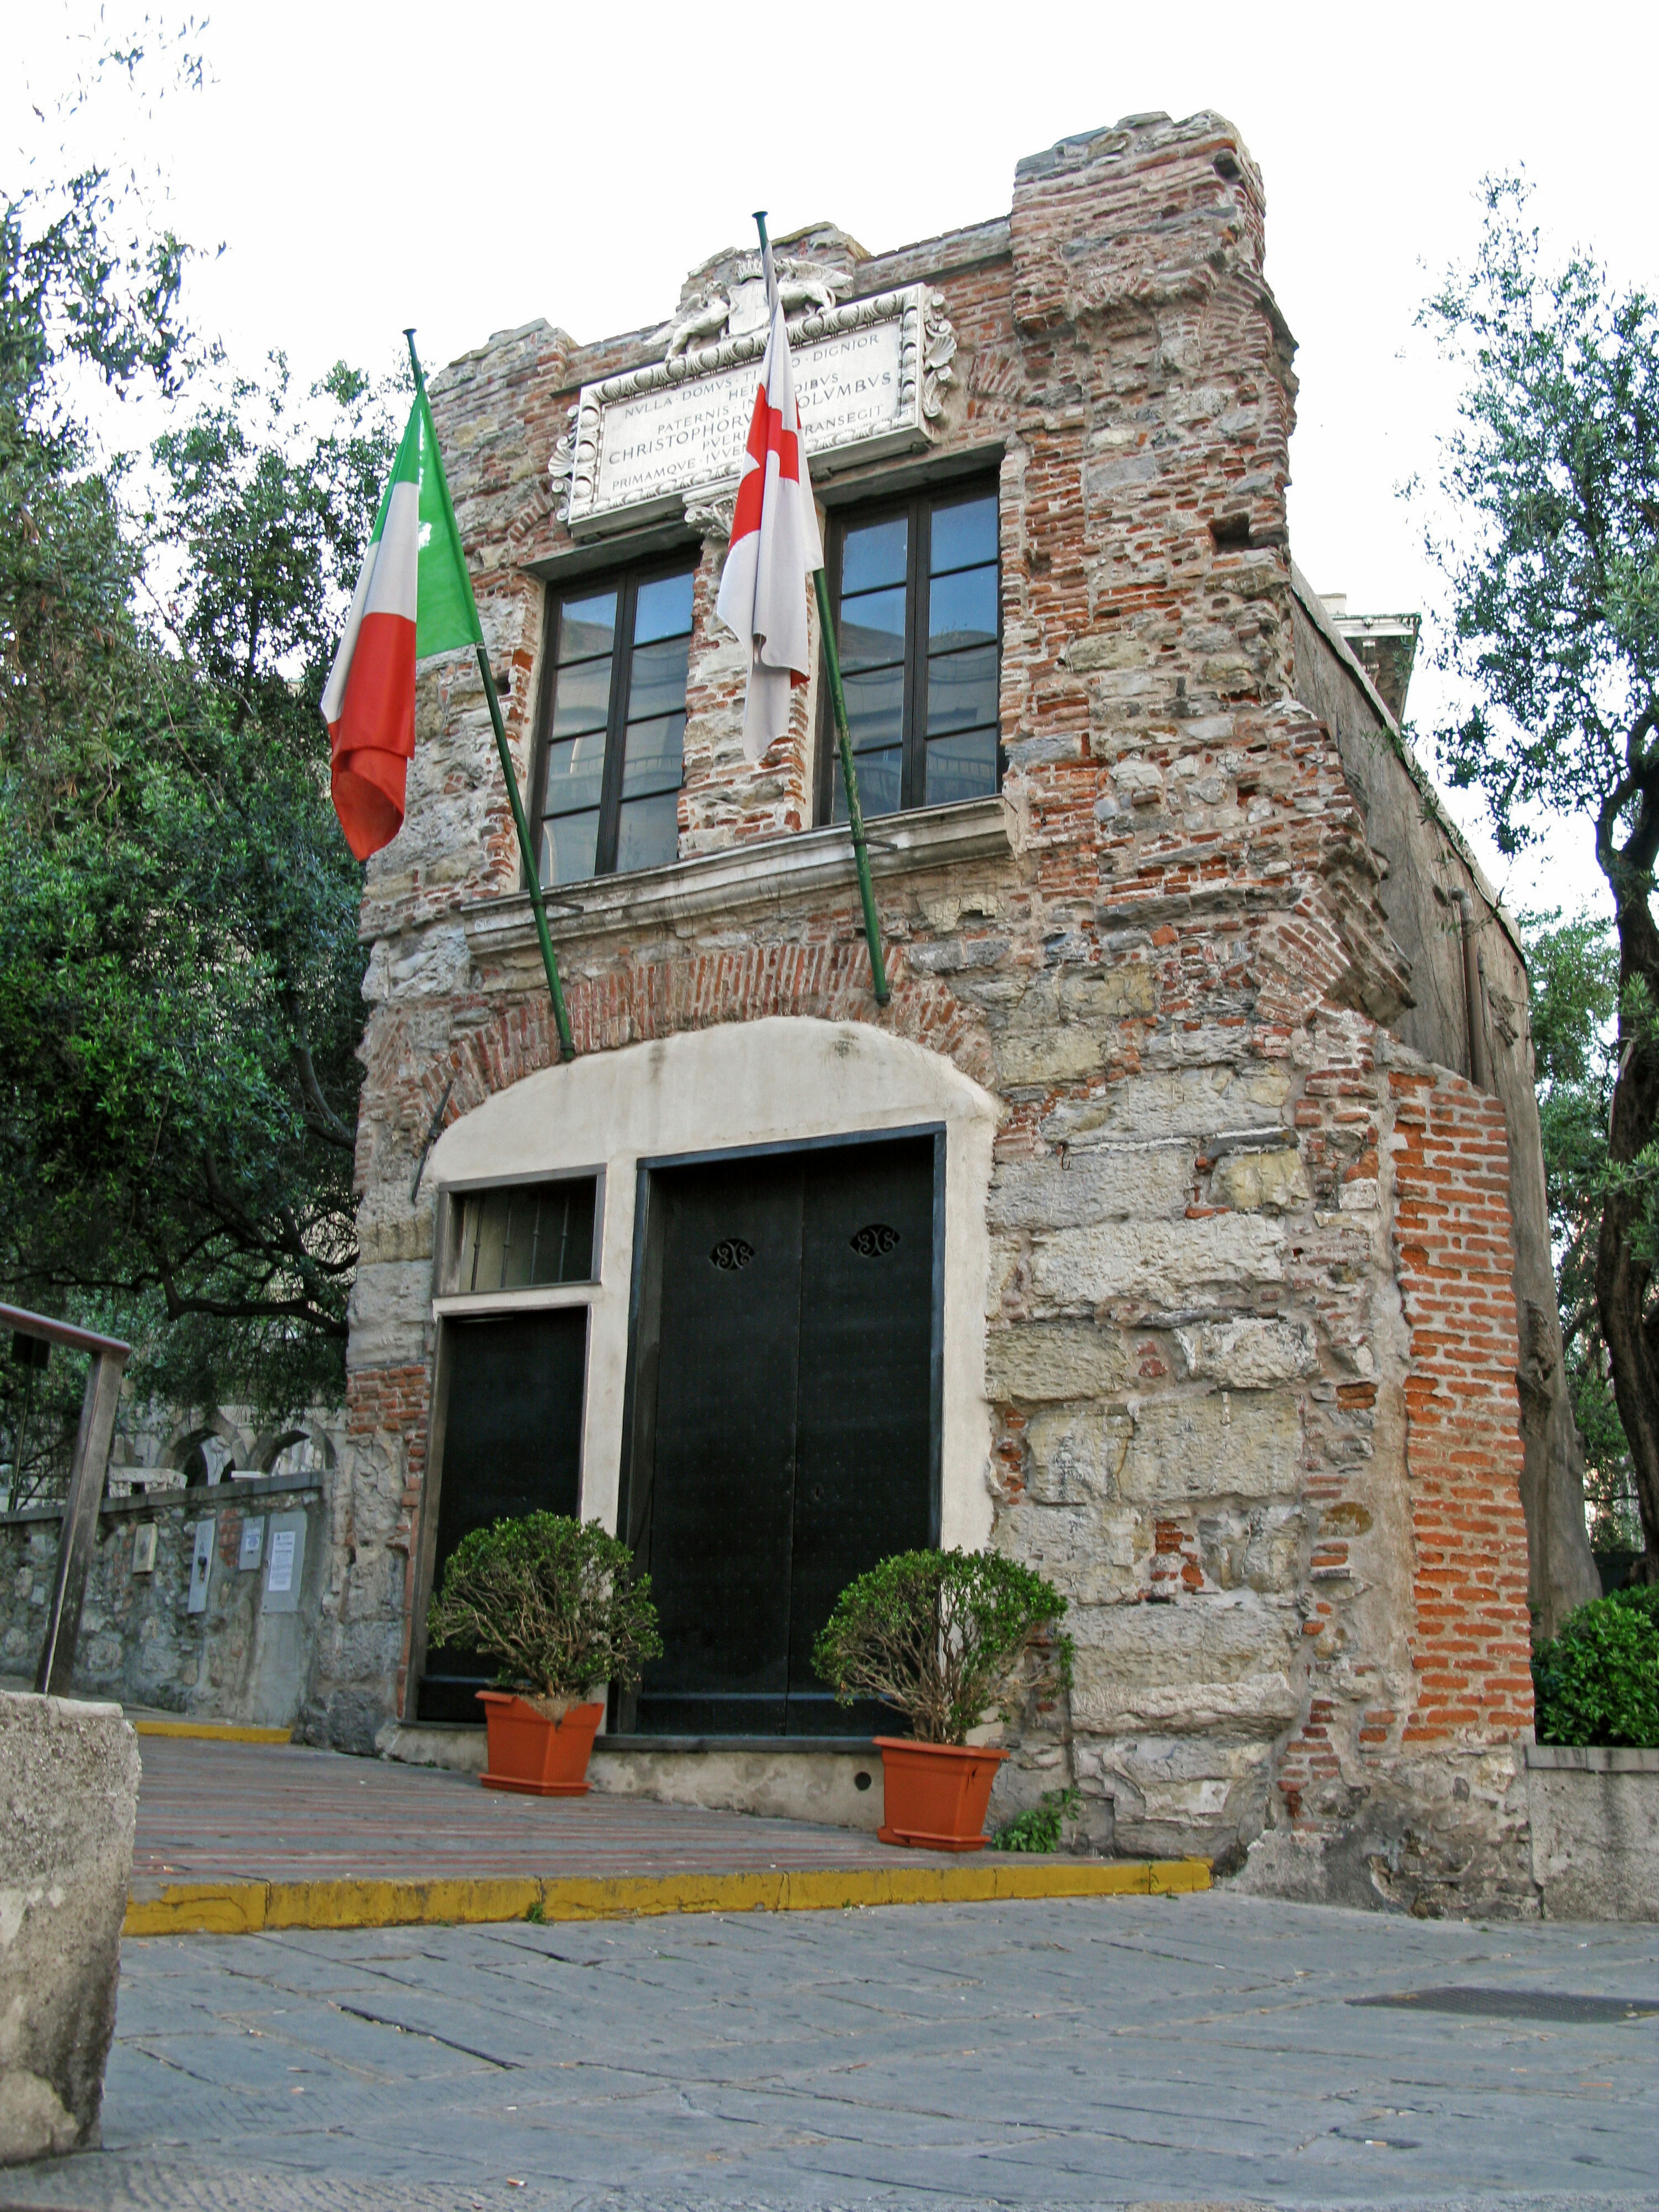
[562,286,948,534]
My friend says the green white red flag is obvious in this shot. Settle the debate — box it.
[321,387,481,859]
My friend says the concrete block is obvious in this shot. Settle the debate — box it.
[988,1144,1191,1230]
[1042,1066,1292,1145]
[1071,1599,1301,1734]
[0,1691,140,2163]
[985,1321,1128,1403]
[1526,1745,1659,1921]
[1211,1146,1312,1212]
[1176,1317,1319,1388]
[1121,1391,1301,1504]
[1024,1406,1133,1503]
[1031,1215,1287,1306]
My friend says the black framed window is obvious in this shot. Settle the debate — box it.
[535,560,696,883]
[818,482,1000,823]
[454,1179,597,1293]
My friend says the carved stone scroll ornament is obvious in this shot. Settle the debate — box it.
[683,488,737,540]
[922,292,957,421]
[667,256,844,358]
[547,402,581,522]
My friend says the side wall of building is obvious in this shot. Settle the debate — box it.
[1288,583,1597,1636]
[327,114,1541,1909]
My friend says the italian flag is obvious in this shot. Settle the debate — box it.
[321,386,481,860]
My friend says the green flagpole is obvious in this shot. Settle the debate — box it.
[752,217,890,1008]
[404,331,576,1063]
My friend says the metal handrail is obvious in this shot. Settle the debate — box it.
[0,1303,132,1361]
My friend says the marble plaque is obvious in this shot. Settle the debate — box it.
[563,286,941,533]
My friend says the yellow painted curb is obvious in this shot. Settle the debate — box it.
[124,1856,1210,1937]
[132,1719,292,1744]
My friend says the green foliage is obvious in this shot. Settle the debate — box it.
[1522,908,1643,1548]
[1421,178,1659,880]
[0,67,403,1419]
[992,1786,1080,1855]
[1422,179,1659,1570]
[1532,1586,1659,1746]
[427,1515,661,1709]
[0,155,190,814]
[812,1548,1073,1748]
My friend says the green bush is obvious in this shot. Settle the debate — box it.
[427,1514,661,1718]
[812,1548,1072,1747]
[993,1786,1080,1854]
[1532,1586,1659,1747]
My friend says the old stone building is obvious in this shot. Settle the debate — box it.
[320,111,1597,1913]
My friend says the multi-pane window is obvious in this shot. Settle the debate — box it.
[820,483,1000,823]
[455,1179,597,1293]
[536,562,696,884]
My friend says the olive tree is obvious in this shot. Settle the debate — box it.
[1422,179,1659,1580]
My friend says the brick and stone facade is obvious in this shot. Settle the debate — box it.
[321,111,1594,1913]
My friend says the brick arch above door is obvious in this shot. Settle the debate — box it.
[423,1016,1002,1555]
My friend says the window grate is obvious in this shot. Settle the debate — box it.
[457,1179,597,1294]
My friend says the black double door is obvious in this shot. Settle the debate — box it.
[627,1135,938,1737]
[418,1308,587,1723]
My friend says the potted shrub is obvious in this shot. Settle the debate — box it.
[813,1548,1072,1851]
[426,1513,661,1796]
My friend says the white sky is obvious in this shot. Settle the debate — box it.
[11,0,1656,924]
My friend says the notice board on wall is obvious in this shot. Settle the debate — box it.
[261,1512,306,1615]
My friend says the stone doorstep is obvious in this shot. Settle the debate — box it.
[378,1724,892,1833]
[1526,1742,1659,1773]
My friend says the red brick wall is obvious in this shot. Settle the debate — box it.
[1390,1067,1534,1743]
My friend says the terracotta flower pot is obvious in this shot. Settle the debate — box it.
[874,1735,1008,1852]
[477,1693,604,1796]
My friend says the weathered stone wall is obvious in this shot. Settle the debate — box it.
[0,1478,326,1727]
[332,111,1542,1907]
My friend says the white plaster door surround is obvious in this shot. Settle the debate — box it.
[424,1017,1001,1552]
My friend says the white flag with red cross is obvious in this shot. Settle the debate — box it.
[716,245,823,760]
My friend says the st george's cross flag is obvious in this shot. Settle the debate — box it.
[321,387,482,859]
[716,242,823,760]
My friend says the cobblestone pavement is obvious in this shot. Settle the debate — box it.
[4,1894,1655,2212]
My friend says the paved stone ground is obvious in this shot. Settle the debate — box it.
[129,1738,903,1886]
[4,1894,1654,2212]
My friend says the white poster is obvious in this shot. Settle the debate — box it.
[267,1528,296,1595]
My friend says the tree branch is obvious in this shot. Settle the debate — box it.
[292,1039,356,1150]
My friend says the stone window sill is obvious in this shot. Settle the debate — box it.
[461,793,1013,959]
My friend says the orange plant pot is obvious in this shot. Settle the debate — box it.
[477,1693,604,1796]
[874,1735,1008,1852]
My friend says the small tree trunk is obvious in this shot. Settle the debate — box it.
[1595,896,1659,1584]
